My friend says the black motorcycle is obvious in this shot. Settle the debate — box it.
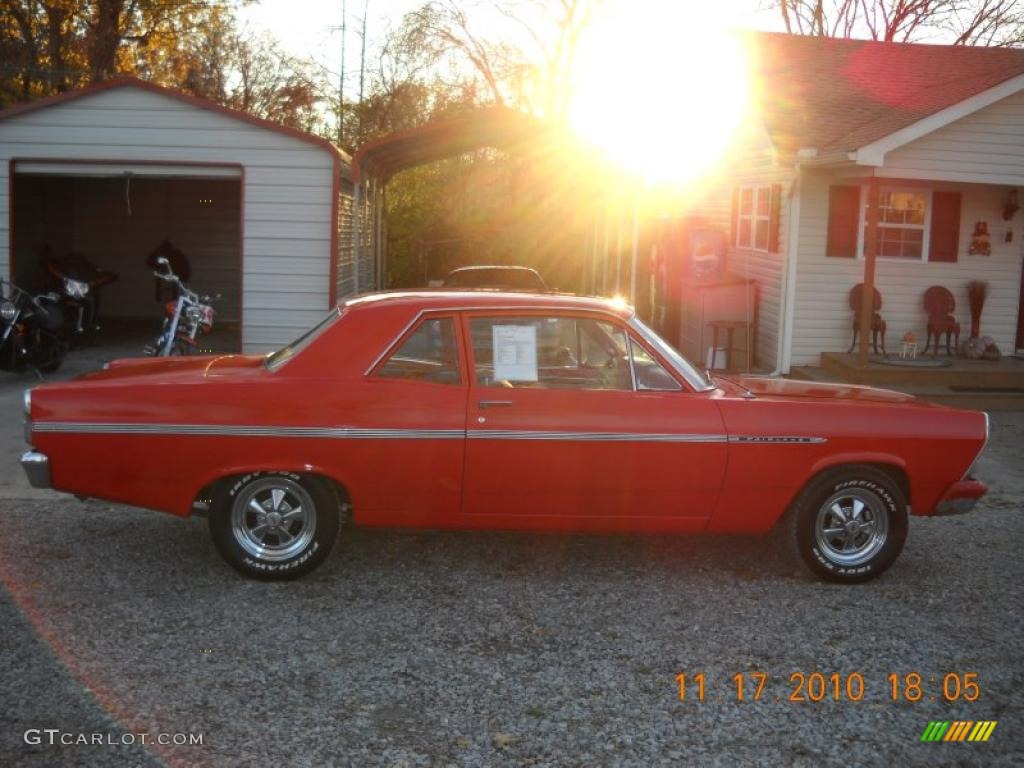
[0,279,66,374]
[43,253,118,339]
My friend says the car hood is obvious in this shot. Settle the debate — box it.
[721,375,918,404]
[80,354,267,382]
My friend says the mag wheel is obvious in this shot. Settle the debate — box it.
[209,472,340,580]
[787,466,908,583]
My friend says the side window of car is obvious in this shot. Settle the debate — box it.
[629,337,682,391]
[470,315,632,391]
[376,317,461,385]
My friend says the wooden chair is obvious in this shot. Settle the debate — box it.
[923,286,960,356]
[847,283,887,355]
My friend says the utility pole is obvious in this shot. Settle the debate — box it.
[358,0,369,137]
[338,0,347,148]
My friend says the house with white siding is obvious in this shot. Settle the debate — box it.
[711,33,1024,373]
[0,78,372,353]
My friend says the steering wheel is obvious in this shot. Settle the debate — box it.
[554,345,578,367]
[604,353,629,370]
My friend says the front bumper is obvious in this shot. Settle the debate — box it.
[934,478,988,516]
[21,451,52,489]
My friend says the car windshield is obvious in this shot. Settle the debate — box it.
[629,316,714,391]
[265,308,342,371]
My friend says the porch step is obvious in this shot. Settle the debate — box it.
[786,363,1024,410]
[820,351,1024,388]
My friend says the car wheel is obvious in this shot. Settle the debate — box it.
[209,472,340,580]
[785,466,908,583]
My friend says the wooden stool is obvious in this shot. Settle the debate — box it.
[708,320,751,371]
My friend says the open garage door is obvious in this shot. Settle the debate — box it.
[11,160,242,356]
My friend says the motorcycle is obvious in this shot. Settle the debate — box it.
[44,253,118,338]
[144,257,218,356]
[0,279,66,374]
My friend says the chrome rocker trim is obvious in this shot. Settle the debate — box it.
[31,421,827,445]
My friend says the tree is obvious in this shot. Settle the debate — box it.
[0,0,334,134]
[387,0,601,121]
[223,31,331,134]
[0,0,249,107]
[770,0,1024,45]
[343,0,607,291]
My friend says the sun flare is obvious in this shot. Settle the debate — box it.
[567,4,752,187]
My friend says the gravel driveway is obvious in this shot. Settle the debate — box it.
[1,408,1022,767]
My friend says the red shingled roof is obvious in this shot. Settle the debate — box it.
[749,32,1024,158]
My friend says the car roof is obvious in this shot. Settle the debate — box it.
[342,290,633,319]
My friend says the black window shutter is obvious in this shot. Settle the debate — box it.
[929,191,961,262]
[826,185,860,258]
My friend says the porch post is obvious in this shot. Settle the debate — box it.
[858,177,880,368]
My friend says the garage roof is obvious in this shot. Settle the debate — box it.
[0,77,351,174]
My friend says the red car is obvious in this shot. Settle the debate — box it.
[21,292,988,582]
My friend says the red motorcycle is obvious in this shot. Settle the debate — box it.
[143,257,218,356]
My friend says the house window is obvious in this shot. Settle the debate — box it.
[736,185,772,251]
[859,188,930,260]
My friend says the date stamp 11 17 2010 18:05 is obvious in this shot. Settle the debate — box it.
[675,671,983,703]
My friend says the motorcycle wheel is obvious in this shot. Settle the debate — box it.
[37,336,65,374]
[170,339,192,356]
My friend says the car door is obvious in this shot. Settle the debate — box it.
[355,314,468,522]
[460,310,727,530]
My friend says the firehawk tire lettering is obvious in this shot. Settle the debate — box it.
[783,466,908,584]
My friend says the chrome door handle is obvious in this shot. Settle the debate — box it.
[478,400,513,409]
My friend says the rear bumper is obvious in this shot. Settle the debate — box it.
[21,451,52,489]
[934,478,988,516]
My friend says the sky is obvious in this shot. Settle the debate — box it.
[237,0,784,89]
[238,0,427,83]
[236,1,786,182]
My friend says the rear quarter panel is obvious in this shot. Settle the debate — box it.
[28,301,458,517]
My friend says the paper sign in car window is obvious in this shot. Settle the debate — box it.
[492,324,538,382]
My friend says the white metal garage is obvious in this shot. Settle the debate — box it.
[0,78,353,353]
